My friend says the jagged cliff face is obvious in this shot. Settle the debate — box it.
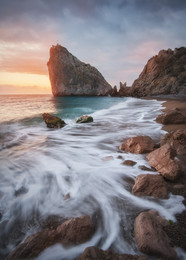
[130,47,186,97]
[47,45,112,96]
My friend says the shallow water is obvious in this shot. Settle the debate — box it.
[0,95,185,259]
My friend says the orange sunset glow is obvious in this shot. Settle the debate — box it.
[0,0,185,95]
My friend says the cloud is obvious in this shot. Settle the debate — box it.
[0,0,186,89]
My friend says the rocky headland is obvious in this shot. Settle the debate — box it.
[47,44,113,96]
[115,47,186,97]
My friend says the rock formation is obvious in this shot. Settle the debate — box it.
[134,210,177,259]
[76,115,93,123]
[147,143,180,181]
[117,47,186,97]
[156,108,186,124]
[7,215,94,260]
[47,44,112,96]
[132,174,168,199]
[75,246,148,260]
[42,113,66,128]
[119,136,155,154]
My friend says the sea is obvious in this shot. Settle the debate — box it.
[0,95,185,260]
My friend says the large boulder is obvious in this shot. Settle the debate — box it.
[47,44,113,96]
[160,129,186,173]
[55,215,94,246]
[160,129,186,153]
[42,113,66,128]
[120,136,155,154]
[7,216,94,260]
[75,246,148,260]
[134,210,177,259]
[146,144,180,181]
[132,174,168,199]
[156,109,186,124]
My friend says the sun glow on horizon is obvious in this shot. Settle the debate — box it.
[0,72,50,87]
[0,71,51,94]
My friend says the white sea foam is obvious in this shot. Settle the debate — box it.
[0,96,184,259]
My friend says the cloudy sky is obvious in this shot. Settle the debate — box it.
[0,0,186,94]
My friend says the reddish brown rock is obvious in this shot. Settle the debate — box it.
[160,129,186,152]
[75,246,148,260]
[56,215,94,246]
[122,160,137,166]
[156,109,186,124]
[120,136,155,154]
[6,229,56,260]
[134,210,177,259]
[138,165,155,172]
[147,144,180,181]
[132,174,168,199]
[7,215,94,260]
[160,129,186,173]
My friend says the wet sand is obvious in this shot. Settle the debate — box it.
[144,96,186,132]
[160,98,186,132]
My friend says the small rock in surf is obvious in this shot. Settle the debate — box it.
[42,113,66,128]
[76,115,93,123]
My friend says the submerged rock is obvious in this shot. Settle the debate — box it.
[120,136,155,154]
[42,113,66,128]
[138,165,155,172]
[76,115,93,123]
[47,44,112,96]
[7,215,94,259]
[122,160,137,166]
[75,246,148,260]
[132,174,168,199]
[156,109,186,124]
[102,156,114,162]
[147,144,180,181]
[134,210,177,259]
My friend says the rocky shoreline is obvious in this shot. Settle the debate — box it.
[5,97,186,260]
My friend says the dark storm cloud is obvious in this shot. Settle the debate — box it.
[0,0,186,86]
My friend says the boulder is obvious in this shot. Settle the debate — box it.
[160,129,186,152]
[7,215,94,260]
[120,136,155,154]
[134,210,177,259]
[160,129,186,173]
[127,47,186,97]
[56,215,94,246]
[76,115,93,123]
[156,109,186,124]
[42,113,66,128]
[75,246,148,260]
[146,144,180,181]
[132,174,168,199]
[47,44,112,96]
[122,160,137,166]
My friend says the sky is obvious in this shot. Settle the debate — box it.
[0,0,186,94]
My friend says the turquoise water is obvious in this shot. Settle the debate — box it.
[0,95,184,259]
[0,95,123,124]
